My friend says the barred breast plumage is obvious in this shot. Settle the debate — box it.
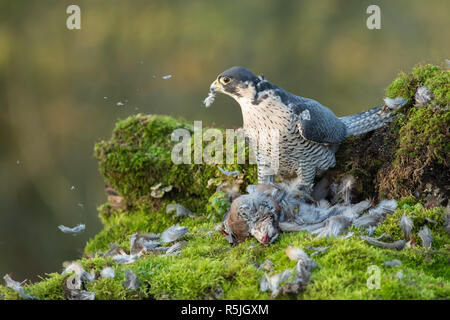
[206,66,407,189]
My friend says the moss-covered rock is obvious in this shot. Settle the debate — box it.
[333,63,449,204]
[2,63,449,300]
[94,114,256,212]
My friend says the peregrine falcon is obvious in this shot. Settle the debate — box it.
[205,66,406,190]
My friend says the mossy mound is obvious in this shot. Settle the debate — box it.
[94,114,256,212]
[333,63,449,204]
[1,63,449,300]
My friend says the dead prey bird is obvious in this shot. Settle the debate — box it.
[221,187,281,245]
[204,66,407,189]
[221,181,396,245]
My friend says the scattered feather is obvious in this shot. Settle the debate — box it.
[58,224,85,235]
[383,97,407,110]
[361,236,405,250]
[112,252,141,264]
[400,215,414,240]
[285,247,308,262]
[371,233,391,241]
[3,274,39,300]
[160,225,188,243]
[218,181,242,202]
[100,267,115,279]
[444,211,450,234]
[418,226,433,248]
[310,246,332,257]
[368,199,397,215]
[130,233,160,254]
[312,216,351,238]
[67,289,95,300]
[62,261,96,286]
[280,255,317,296]
[384,259,402,267]
[212,287,224,299]
[414,86,434,107]
[165,241,187,256]
[217,166,239,177]
[366,226,376,236]
[341,232,354,239]
[123,269,139,290]
[335,175,355,205]
[353,212,385,228]
[259,269,292,297]
[104,243,120,257]
[258,259,274,272]
[166,204,195,218]
[424,218,437,225]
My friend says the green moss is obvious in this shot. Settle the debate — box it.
[84,278,130,300]
[81,199,450,299]
[3,200,450,300]
[95,113,256,208]
[334,63,449,201]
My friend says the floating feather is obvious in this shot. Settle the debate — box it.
[217,166,240,177]
[58,224,85,235]
[203,90,216,107]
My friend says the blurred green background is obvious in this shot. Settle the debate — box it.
[0,0,448,281]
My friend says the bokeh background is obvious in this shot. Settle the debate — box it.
[0,0,448,281]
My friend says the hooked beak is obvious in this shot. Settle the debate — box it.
[211,79,220,92]
[204,80,220,107]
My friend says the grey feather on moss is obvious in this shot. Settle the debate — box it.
[418,226,433,248]
[361,236,405,250]
[400,215,414,240]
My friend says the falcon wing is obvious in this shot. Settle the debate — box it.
[289,97,348,145]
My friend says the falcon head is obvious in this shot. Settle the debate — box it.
[204,66,266,106]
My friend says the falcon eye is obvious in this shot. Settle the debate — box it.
[220,76,232,85]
